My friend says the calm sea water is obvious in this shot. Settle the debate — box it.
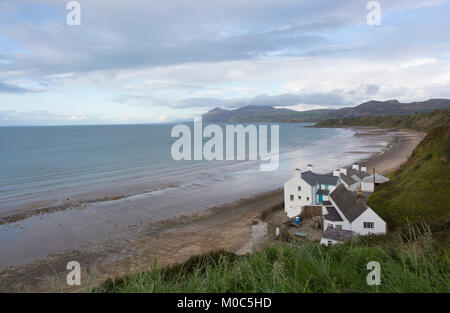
[0,123,388,268]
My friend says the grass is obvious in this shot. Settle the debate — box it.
[93,225,449,293]
[368,124,450,236]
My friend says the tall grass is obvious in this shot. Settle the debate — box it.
[94,225,449,293]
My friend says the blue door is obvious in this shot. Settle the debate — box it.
[318,194,323,203]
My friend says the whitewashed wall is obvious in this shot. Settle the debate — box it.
[284,175,312,218]
[351,208,386,235]
[361,181,375,192]
[320,237,341,246]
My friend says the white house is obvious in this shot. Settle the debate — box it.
[320,184,387,245]
[334,164,371,191]
[284,167,340,218]
[361,173,390,192]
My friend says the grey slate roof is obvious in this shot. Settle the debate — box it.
[339,169,371,186]
[324,206,343,221]
[322,228,354,242]
[330,184,369,222]
[316,189,330,195]
[340,173,356,186]
[301,171,340,186]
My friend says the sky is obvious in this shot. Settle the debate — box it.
[0,0,450,125]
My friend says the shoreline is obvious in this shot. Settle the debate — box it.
[0,127,425,292]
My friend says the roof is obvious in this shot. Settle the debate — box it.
[330,184,369,222]
[324,206,343,221]
[340,173,356,186]
[301,171,340,186]
[322,228,354,242]
[339,168,370,186]
[316,189,330,195]
[362,174,390,184]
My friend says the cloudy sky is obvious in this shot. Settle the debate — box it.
[1,0,449,125]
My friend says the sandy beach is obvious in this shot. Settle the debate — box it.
[0,127,425,292]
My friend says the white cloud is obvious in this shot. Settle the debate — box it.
[400,58,437,68]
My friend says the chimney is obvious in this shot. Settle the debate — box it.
[357,188,363,199]
[352,164,359,171]
[307,164,313,171]
[295,168,301,176]
[333,170,341,177]
[340,168,347,175]
[361,166,367,172]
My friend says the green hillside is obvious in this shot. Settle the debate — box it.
[368,122,450,235]
[315,109,450,131]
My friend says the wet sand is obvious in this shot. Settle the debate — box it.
[0,128,425,292]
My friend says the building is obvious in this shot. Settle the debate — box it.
[320,184,387,245]
[333,164,389,192]
[320,227,354,246]
[333,164,371,191]
[284,166,340,218]
[361,173,390,192]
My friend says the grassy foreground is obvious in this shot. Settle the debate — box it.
[94,226,448,293]
[94,110,449,293]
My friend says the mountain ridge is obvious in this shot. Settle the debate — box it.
[201,98,450,123]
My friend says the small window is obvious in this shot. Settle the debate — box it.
[327,240,332,246]
[290,194,294,201]
[336,225,342,230]
[298,196,301,200]
[363,222,374,229]
[298,186,301,191]
[328,223,333,228]
[306,197,310,201]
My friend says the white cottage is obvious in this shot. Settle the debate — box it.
[321,184,387,243]
[284,168,340,218]
[334,164,371,191]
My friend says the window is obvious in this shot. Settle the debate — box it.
[363,222,374,229]
[306,197,310,201]
[327,240,332,246]
[328,223,333,228]
[298,196,301,200]
[290,194,294,201]
[298,186,301,191]
[336,225,342,230]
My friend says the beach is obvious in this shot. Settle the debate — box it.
[0,127,425,292]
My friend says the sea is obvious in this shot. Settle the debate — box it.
[0,123,388,269]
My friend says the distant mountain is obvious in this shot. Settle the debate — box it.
[201,99,450,123]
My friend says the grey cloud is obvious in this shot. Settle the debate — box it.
[0,0,414,80]
[0,81,39,94]
[117,84,380,110]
